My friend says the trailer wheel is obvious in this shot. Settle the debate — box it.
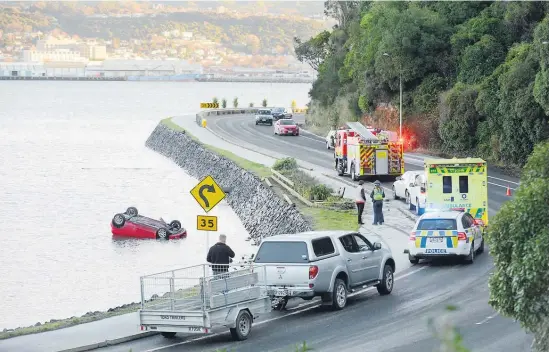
[161,332,177,338]
[230,310,252,341]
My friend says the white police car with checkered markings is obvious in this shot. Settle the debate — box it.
[404,210,484,264]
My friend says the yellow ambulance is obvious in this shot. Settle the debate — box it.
[423,157,489,228]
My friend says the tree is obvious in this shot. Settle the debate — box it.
[262,98,268,107]
[293,30,331,71]
[233,97,239,108]
[487,141,549,352]
[221,98,227,108]
[212,97,219,106]
[249,102,254,107]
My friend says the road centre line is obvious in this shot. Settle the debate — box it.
[143,266,428,352]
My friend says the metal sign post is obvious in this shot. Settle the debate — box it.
[191,176,225,257]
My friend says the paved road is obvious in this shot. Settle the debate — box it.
[208,114,518,216]
[98,114,532,352]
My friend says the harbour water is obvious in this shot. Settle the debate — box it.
[0,81,310,330]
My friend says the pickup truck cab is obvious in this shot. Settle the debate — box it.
[253,230,395,310]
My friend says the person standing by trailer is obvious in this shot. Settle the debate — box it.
[206,234,235,276]
[371,180,385,225]
[355,180,367,225]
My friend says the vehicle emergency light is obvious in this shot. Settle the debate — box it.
[309,265,319,279]
[473,218,485,227]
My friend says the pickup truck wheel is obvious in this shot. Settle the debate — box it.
[161,332,177,338]
[376,264,394,295]
[331,278,347,310]
[230,310,252,341]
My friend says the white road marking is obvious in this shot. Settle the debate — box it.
[476,313,499,325]
[142,266,427,352]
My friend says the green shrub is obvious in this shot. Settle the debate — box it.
[262,98,268,107]
[233,97,239,108]
[221,98,227,108]
[273,157,298,171]
[309,184,332,201]
[249,102,254,107]
[212,97,219,105]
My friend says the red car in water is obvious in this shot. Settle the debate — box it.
[111,207,187,240]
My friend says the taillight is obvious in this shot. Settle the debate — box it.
[473,219,484,227]
[309,265,319,279]
[457,232,467,241]
[409,232,416,240]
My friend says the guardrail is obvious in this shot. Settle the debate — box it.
[194,107,307,126]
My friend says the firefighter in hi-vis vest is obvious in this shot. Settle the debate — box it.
[370,180,385,225]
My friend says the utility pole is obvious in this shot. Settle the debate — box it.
[383,52,403,141]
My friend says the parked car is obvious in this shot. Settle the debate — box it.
[254,230,395,310]
[326,130,336,149]
[255,109,273,125]
[274,119,299,136]
[111,207,187,240]
[404,210,485,264]
[392,171,427,214]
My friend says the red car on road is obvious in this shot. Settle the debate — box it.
[111,207,187,240]
[274,119,299,136]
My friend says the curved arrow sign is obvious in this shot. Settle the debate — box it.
[190,175,226,212]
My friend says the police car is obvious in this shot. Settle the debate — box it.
[404,210,485,264]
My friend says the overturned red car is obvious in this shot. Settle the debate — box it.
[111,207,187,240]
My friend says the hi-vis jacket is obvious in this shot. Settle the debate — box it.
[371,187,385,201]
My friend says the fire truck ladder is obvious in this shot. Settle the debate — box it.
[345,122,380,143]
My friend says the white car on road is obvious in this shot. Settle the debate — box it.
[404,210,485,265]
[392,170,427,214]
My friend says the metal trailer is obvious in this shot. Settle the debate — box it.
[138,263,271,341]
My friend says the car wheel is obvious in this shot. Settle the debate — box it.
[169,220,181,231]
[392,186,398,200]
[415,198,420,215]
[376,264,394,295]
[230,310,252,341]
[327,141,330,149]
[112,213,125,228]
[156,227,169,240]
[464,241,475,264]
[269,122,273,126]
[161,332,177,338]
[255,121,258,125]
[477,238,485,254]
[337,160,344,176]
[408,254,419,265]
[331,278,347,310]
[406,192,414,210]
[126,207,138,217]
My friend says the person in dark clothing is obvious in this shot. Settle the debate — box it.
[370,180,385,225]
[206,234,235,276]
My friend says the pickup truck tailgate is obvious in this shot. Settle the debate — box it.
[260,264,311,286]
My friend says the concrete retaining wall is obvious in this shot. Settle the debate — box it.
[145,116,312,244]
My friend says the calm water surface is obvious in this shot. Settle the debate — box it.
[0,81,310,329]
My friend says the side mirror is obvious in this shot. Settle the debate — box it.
[409,183,415,187]
[249,253,255,259]
[373,242,382,250]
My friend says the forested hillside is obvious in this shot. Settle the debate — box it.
[296,1,549,168]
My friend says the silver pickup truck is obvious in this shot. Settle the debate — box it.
[253,230,395,310]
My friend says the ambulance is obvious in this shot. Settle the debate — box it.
[333,122,404,180]
[423,157,489,228]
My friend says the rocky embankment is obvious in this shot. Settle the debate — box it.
[145,122,312,243]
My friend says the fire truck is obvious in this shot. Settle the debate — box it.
[334,122,404,180]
